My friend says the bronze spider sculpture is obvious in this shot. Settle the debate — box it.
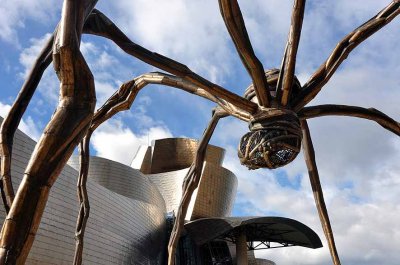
[0,0,399,264]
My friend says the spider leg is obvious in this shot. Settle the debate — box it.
[168,108,227,265]
[0,2,102,214]
[218,0,271,107]
[292,1,400,111]
[92,72,251,127]
[0,1,98,263]
[0,34,53,213]
[0,9,131,209]
[298,104,400,136]
[301,120,341,265]
[73,135,91,265]
[82,9,258,114]
[276,0,306,106]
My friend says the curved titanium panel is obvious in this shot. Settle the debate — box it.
[69,156,164,205]
[191,163,237,220]
[147,168,189,213]
[147,161,237,220]
[150,138,225,173]
[0,116,167,265]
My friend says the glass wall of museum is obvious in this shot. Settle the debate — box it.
[175,236,233,265]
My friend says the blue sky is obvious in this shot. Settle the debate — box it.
[1,0,400,264]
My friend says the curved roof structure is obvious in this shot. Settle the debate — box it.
[184,216,322,249]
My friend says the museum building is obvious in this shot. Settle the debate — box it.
[0,116,321,264]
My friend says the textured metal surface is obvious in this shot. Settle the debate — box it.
[149,161,237,221]
[238,109,302,169]
[148,168,189,214]
[150,138,225,174]
[244,69,301,104]
[190,163,237,220]
[133,138,237,220]
[219,0,271,107]
[69,156,165,205]
[0,117,167,264]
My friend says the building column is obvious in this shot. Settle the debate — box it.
[236,230,248,265]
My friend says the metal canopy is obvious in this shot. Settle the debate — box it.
[184,216,322,250]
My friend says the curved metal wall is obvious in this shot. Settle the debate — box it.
[0,116,240,264]
[132,137,237,220]
[0,116,167,265]
[149,138,225,173]
[69,156,165,206]
[147,168,189,214]
[147,163,237,220]
[191,163,237,220]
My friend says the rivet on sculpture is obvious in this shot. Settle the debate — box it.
[0,1,399,265]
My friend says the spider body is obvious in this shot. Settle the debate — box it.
[239,69,303,169]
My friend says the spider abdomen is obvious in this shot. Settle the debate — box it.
[238,109,302,169]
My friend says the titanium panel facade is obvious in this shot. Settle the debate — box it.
[1,116,279,264]
[0,117,167,265]
[68,156,165,206]
[190,163,237,219]
[149,138,225,173]
[147,168,189,214]
[134,138,237,220]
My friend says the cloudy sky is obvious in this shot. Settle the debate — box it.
[0,0,399,264]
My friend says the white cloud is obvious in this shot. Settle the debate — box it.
[18,33,52,78]
[98,0,239,84]
[0,0,57,45]
[90,118,172,165]
[19,33,59,105]
[0,102,41,140]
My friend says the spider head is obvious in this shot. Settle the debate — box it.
[237,69,303,169]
